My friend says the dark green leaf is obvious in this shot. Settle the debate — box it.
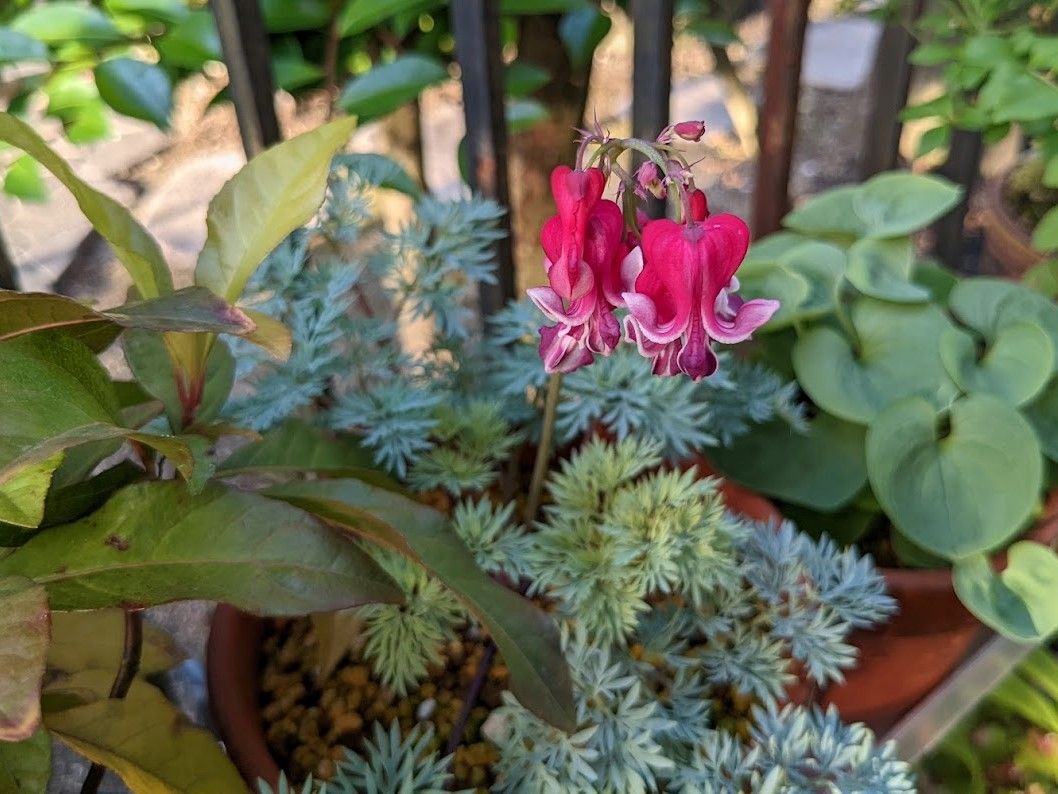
[338,0,444,37]
[337,54,447,123]
[11,3,123,45]
[218,419,394,488]
[954,542,1058,641]
[264,479,577,732]
[867,395,1043,559]
[0,28,48,64]
[261,0,330,32]
[0,480,401,614]
[3,155,46,202]
[504,61,550,96]
[908,42,957,66]
[273,53,324,91]
[501,0,588,13]
[94,57,172,129]
[154,11,221,70]
[0,726,50,793]
[703,413,868,511]
[0,112,171,298]
[559,6,611,70]
[0,576,48,742]
[915,124,951,159]
[44,672,245,791]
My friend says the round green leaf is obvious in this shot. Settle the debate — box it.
[853,171,963,238]
[705,413,868,511]
[783,185,868,238]
[94,58,172,129]
[337,54,448,123]
[866,395,1043,559]
[0,28,48,64]
[948,277,1058,369]
[846,237,930,302]
[776,240,845,318]
[11,3,123,45]
[504,61,550,97]
[953,542,1058,641]
[940,322,1054,406]
[793,299,955,424]
[742,231,809,269]
[1024,377,1058,463]
[260,0,329,32]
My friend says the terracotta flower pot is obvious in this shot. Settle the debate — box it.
[821,490,1058,733]
[980,175,1045,279]
[206,473,781,789]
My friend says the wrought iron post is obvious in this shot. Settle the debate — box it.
[631,0,674,219]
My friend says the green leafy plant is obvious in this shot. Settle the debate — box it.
[892,0,1058,253]
[233,132,911,791]
[921,648,1058,792]
[710,170,1058,642]
[0,109,574,790]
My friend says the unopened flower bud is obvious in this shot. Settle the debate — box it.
[636,162,666,199]
[673,120,706,142]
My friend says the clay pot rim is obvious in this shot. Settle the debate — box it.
[878,488,1058,590]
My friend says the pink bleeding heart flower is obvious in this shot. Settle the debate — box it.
[540,165,607,302]
[530,167,633,374]
[622,211,780,381]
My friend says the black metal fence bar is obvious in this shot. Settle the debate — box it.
[860,0,924,178]
[212,0,281,157]
[631,0,674,218]
[933,129,984,271]
[450,1,517,318]
[752,0,810,236]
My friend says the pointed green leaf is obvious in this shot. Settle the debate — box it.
[0,112,171,298]
[0,576,48,742]
[3,155,46,202]
[123,330,235,431]
[504,61,550,97]
[867,395,1043,560]
[44,672,244,793]
[954,542,1058,641]
[153,10,221,69]
[11,3,122,44]
[845,237,931,303]
[337,55,447,123]
[94,57,172,129]
[735,264,809,331]
[218,419,395,487]
[706,413,868,511]
[0,454,63,530]
[853,171,962,238]
[940,322,1054,406]
[338,0,444,36]
[0,481,401,614]
[264,478,577,732]
[559,6,612,70]
[0,726,50,793]
[49,609,181,677]
[195,116,356,302]
[1033,205,1058,252]
[793,299,956,424]
[0,287,259,343]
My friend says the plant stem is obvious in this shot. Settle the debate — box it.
[524,373,562,523]
[79,609,144,794]
[444,641,496,757]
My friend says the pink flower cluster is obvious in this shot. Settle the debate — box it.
[528,124,779,381]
